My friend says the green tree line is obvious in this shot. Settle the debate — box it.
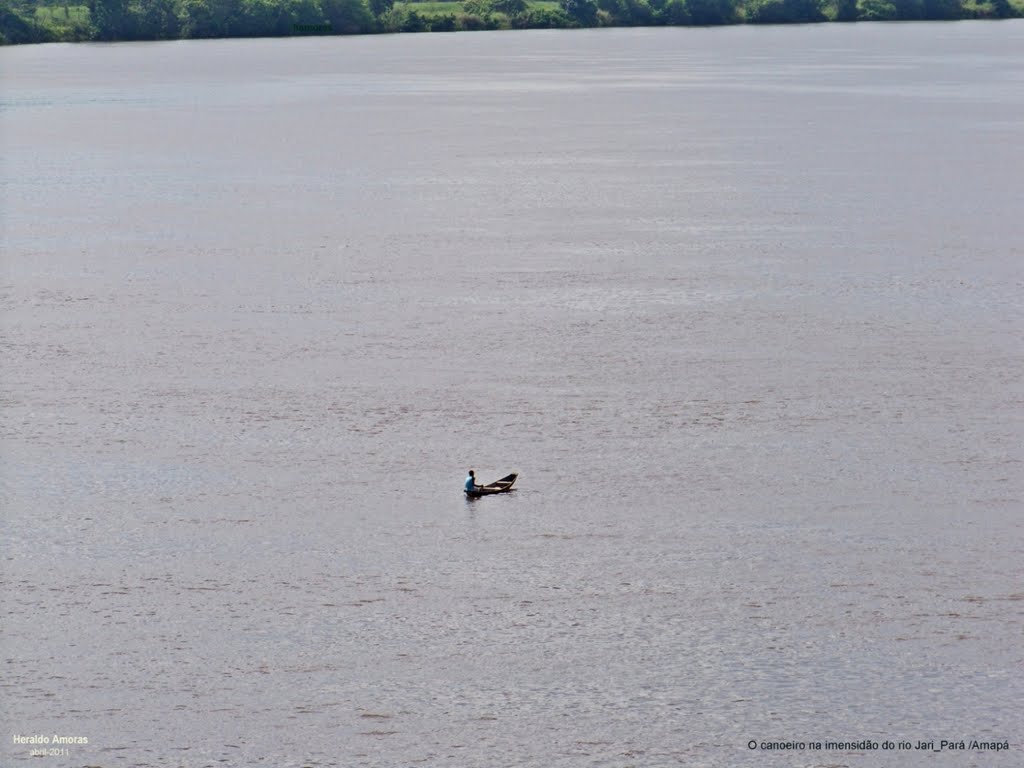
[2,0,1020,44]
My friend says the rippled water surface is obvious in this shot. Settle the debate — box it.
[2,22,1023,767]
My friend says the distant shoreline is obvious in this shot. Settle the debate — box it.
[3,0,1021,46]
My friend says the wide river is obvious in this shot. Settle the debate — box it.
[2,21,1022,768]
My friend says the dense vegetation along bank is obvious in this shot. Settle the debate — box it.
[2,0,1021,44]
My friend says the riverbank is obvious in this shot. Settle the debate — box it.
[2,0,1021,45]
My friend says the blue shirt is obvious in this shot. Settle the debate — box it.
[465,475,476,492]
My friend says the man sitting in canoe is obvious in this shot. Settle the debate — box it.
[465,469,478,493]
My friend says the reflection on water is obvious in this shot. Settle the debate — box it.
[2,22,1022,767]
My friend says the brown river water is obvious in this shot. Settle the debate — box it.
[2,21,1022,768]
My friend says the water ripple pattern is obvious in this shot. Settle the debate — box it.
[2,22,1022,768]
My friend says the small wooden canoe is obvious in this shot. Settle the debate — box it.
[465,472,518,498]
